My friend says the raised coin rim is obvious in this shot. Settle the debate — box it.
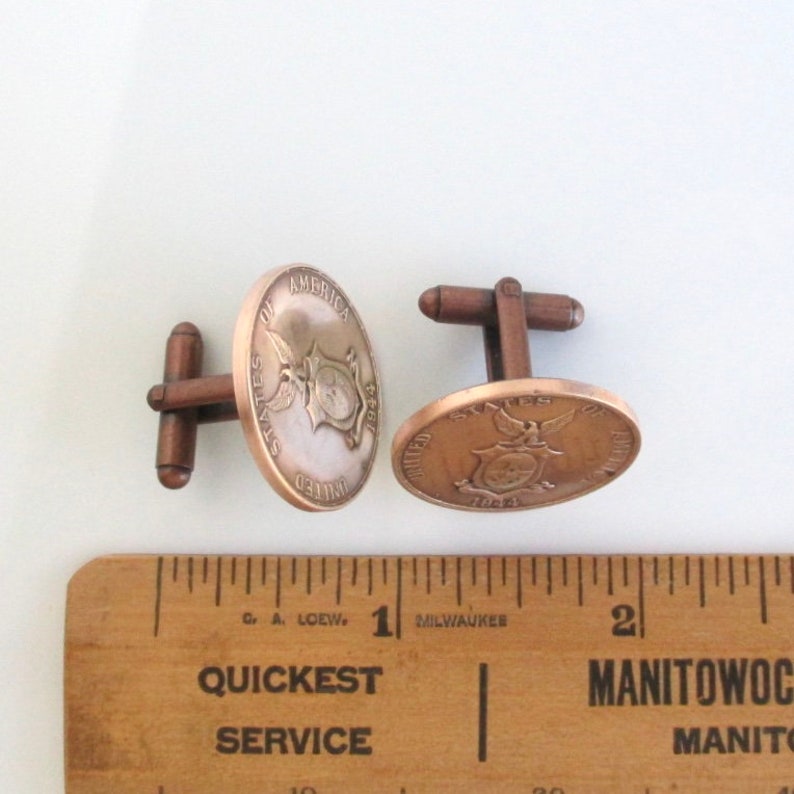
[391,378,640,511]
[233,264,380,511]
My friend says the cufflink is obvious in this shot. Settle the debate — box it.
[391,277,640,511]
[147,265,380,511]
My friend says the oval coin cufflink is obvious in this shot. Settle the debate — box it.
[147,265,381,511]
[391,277,640,511]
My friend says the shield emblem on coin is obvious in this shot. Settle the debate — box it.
[265,332,366,448]
[464,443,560,495]
[456,407,575,498]
[303,342,362,437]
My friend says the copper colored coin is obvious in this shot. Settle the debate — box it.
[392,378,639,511]
[233,265,380,510]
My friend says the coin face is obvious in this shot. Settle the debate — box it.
[391,379,639,511]
[233,265,380,510]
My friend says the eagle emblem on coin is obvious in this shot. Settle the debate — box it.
[456,407,576,497]
[265,331,366,448]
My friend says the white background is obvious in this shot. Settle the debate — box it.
[2,2,793,789]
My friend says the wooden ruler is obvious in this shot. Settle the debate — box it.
[65,554,794,793]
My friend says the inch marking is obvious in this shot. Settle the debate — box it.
[149,555,789,641]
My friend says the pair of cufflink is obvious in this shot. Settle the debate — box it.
[147,266,639,512]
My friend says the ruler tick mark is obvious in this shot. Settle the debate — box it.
[577,557,584,607]
[668,556,674,596]
[214,557,222,606]
[486,557,492,596]
[562,557,568,588]
[517,558,523,608]
[546,557,553,597]
[699,557,706,608]
[245,557,252,595]
[188,556,194,593]
[153,556,163,637]
[607,557,614,596]
[478,662,489,762]
[230,557,237,587]
[729,556,736,595]
[396,558,403,640]
[531,556,537,587]
[760,556,768,625]
[307,558,312,595]
[335,558,342,606]
[276,558,282,609]
[456,558,462,607]
[638,557,646,639]
[172,556,178,583]
[790,556,794,594]
[744,555,751,586]
[202,556,208,584]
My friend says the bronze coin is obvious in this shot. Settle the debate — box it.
[392,378,639,511]
[233,265,380,510]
